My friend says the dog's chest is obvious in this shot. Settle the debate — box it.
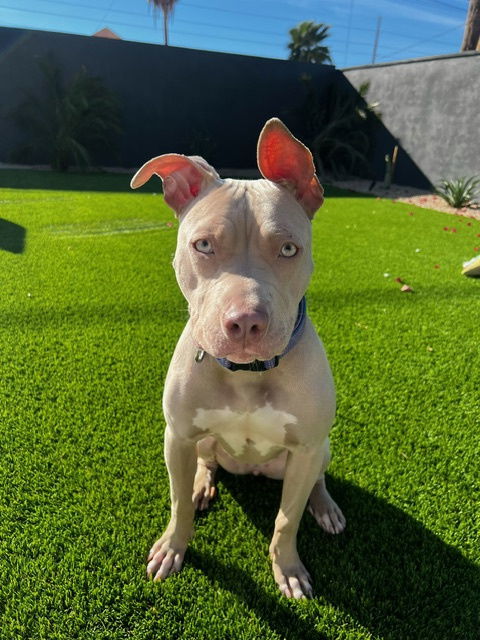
[193,403,297,459]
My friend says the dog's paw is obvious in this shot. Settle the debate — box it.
[272,553,313,599]
[307,480,346,535]
[147,534,188,581]
[192,463,217,511]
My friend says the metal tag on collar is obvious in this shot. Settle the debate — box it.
[195,348,205,363]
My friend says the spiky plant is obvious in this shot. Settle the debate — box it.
[297,77,381,179]
[436,177,480,208]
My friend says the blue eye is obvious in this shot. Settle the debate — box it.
[194,239,214,254]
[280,242,298,257]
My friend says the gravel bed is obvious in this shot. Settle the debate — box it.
[331,179,480,221]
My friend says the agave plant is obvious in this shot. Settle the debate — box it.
[297,77,381,179]
[436,177,480,208]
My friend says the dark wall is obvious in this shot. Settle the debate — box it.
[0,27,336,170]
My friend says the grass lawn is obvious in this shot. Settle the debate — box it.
[0,170,479,639]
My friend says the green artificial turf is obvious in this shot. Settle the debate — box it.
[0,170,479,639]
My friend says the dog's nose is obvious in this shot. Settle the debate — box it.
[223,309,268,342]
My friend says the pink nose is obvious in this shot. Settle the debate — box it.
[223,309,268,342]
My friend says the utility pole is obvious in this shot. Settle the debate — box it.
[371,16,382,64]
[461,0,480,51]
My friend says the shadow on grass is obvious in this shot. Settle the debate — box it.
[0,169,159,193]
[188,547,328,640]
[0,218,26,253]
[202,472,479,640]
[323,184,376,199]
[0,169,385,198]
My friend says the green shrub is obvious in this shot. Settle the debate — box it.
[297,77,381,179]
[435,176,479,208]
[11,55,122,172]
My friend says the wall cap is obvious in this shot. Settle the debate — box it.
[342,50,480,71]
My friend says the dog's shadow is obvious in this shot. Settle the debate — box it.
[190,471,479,640]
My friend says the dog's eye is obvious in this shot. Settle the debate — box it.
[280,242,298,258]
[194,239,214,254]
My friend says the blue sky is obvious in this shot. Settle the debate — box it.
[0,0,469,67]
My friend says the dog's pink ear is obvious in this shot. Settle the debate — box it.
[130,154,221,216]
[257,118,324,218]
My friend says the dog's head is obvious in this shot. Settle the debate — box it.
[131,119,324,364]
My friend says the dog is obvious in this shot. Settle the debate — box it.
[130,118,345,599]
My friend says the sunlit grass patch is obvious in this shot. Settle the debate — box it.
[0,173,478,640]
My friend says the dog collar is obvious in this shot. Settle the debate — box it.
[210,296,307,373]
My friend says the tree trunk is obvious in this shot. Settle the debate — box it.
[163,11,169,46]
[461,0,480,51]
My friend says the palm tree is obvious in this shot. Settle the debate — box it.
[287,21,332,64]
[461,0,480,50]
[148,0,179,46]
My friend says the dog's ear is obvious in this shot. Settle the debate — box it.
[257,118,324,218]
[131,154,222,216]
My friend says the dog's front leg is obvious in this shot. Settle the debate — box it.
[269,445,327,599]
[147,424,197,581]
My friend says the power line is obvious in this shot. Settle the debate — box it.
[95,0,115,33]
[0,0,468,65]
[1,0,463,45]
[410,0,467,13]
[182,1,301,23]
[377,21,464,59]
[0,3,406,53]
[0,4,285,46]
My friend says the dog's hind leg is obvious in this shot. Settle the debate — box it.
[193,436,218,511]
[307,476,346,534]
[306,439,346,535]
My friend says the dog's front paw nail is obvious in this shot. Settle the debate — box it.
[147,551,184,581]
[273,558,313,599]
[147,538,186,581]
[280,576,313,599]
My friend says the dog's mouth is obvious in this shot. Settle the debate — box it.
[192,304,296,365]
[221,348,276,365]
[199,339,289,365]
